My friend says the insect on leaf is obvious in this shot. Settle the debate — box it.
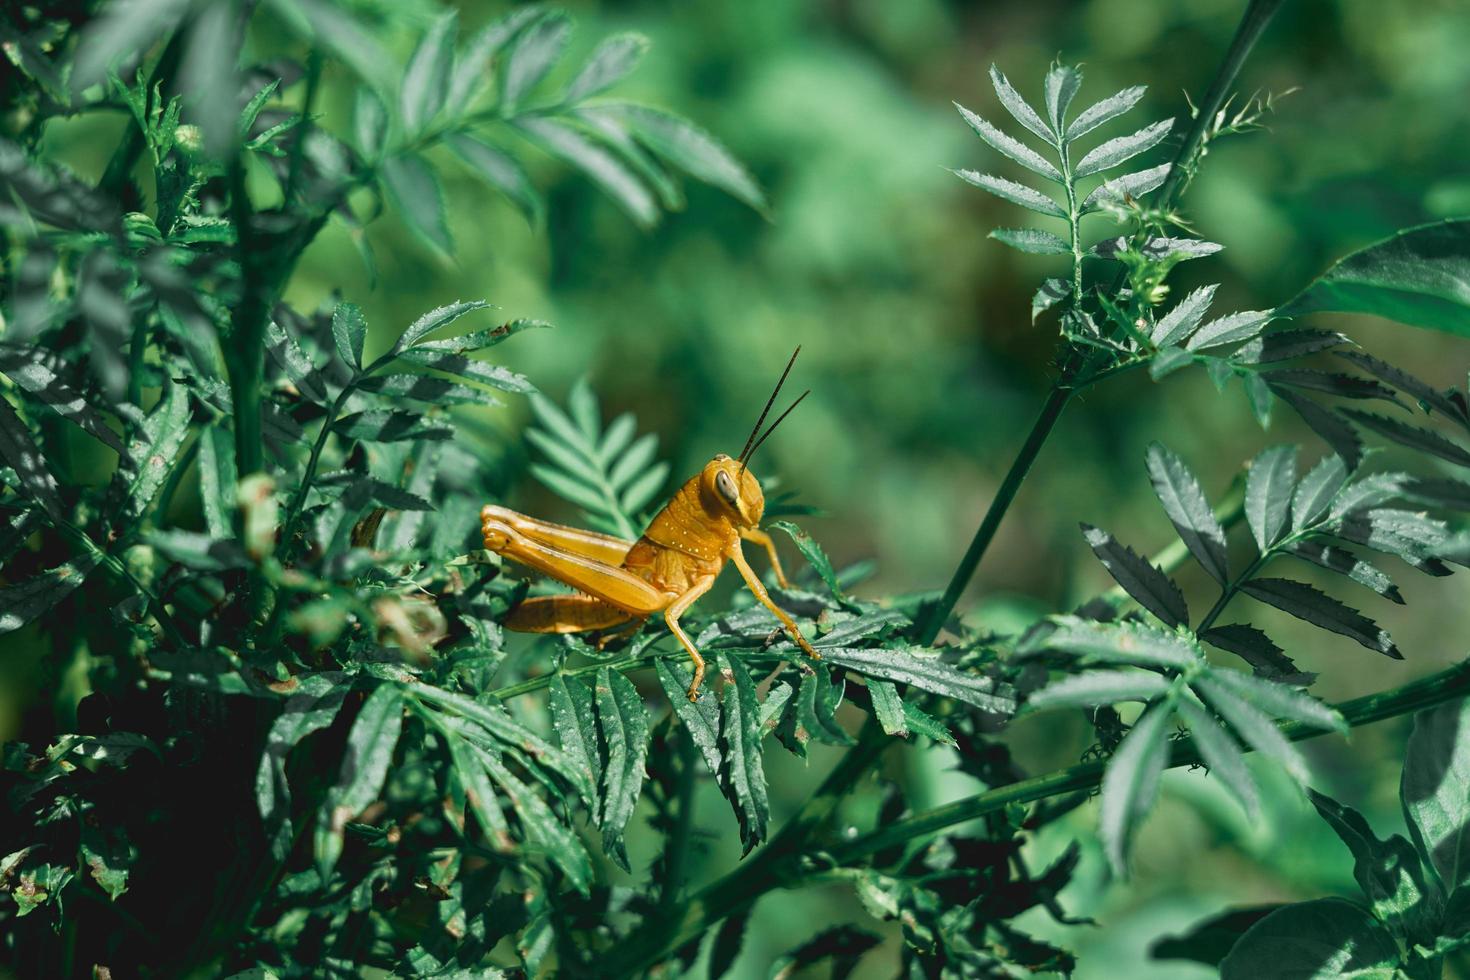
[1066,84,1147,143]
[720,656,771,852]
[1145,442,1229,584]
[1080,523,1189,627]
[1245,445,1297,552]
[1099,699,1173,875]
[314,684,403,877]
[1240,577,1400,659]
[594,667,649,871]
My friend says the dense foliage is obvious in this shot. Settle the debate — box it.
[3,1,1470,977]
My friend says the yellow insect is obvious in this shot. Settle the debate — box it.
[481,348,820,701]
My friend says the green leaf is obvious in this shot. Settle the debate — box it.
[594,667,649,871]
[657,657,723,774]
[1336,510,1452,576]
[1338,351,1466,422]
[789,665,853,748]
[0,554,102,636]
[79,825,132,900]
[1146,441,1229,584]
[1066,85,1147,143]
[1186,310,1273,352]
[1341,408,1470,469]
[1245,446,1297,552]
[951,170,1065,217]
[331,302,366,372]
[394,351,534,394]
[1308,790,1439,941]
[352,88,387,159]
[109,382,191,525]
[818,647,1015,714]
[447,134,541,225]
[1262,369,1400,403]
[1177,697,1259,819]
[197,423,236,539]
[1194,675,1311,784]
[1151,906,1280,968]
[900,700,954,744]
[400,12,457,133]
[315,684,403,877]
[1042,617,1199,670]
[1405,476,1470,511]
[1150,284,1218,348]
[953,102,1062,182]
[1232,328,1351,365]
[1079,162,1170,213]
[987,64,1054,144]
[1043,63,1083,134]
[564,32,648,102]
[1241,578,1400,659]
[1219,898,1402,980]
[1080,523,1189,627]
[1199,624,1313,685]
[988,227,1070,255]
[475,742,593,894]
[1026,669,1170,711]
[1288,541,1403,604]
[332,410,454,443]
[408,317,548,355]
[382,154,451,253]
[515,115,658,227]
[1099,699,1173,875]
[500,10,570,112]
[0,347,126,454]
[769,520,841,597]
[1292,454,1349,530]
[146,529,248,570]
[356,373,504,408]
[1200,668,1346,733]
[866,679,909,736]
[256,674,348,860]
[1272,386,1364,470]
[1074,118,1172,178]
[1033,278,1071,322]
[616,105,768,214]
[720,656,770,852]
[1277,218,1470,338]
[264,318,329,404]
[1402,697,1470,893]
[447,6,545,110]
[439,716,512,850]
[0,395,65,520]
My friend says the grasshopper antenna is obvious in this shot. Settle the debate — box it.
[742,389,810,474]
[738,346,801,467]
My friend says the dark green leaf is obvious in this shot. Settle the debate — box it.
[447,6,545,109]
[594,667,649,871]
[1219,899,1401,980]
[332,410,454,443]
[409,317,549,355]
[1151,284,1218,349]
[1177,697,1259,818]
[1080,162,1170,214]
[987,64,1053,144]
[1272,386,1363,470]
[146,529,248,570]
[544,676,599,812]
[1402,698,1470,893]
[1151,906,1280,967]
[1246,446,1297,552]
[447,134,541,224]
[1199,624,1314,685]
[264,318,329,404]
[1292,454,1349,530]
[1241,578,1400,659]
[1232,328,1351,365]
[1336,510,1452,576]
[255,674,348,860]
[0,394,64,518]
[1244,372,1274,428]
[1074,118,1172,178]
[953,102,1062,182]
[1080,523,1189,627]
[1338,350,1465,422]
[500,10,570,111]
[197,423,236,538]
[818,647,1015,714]
[1278,218,1470,338]
[1146,441,1229,584]
[1099,700,1173,875]
[393,351,534,394]
[1026,669,1170,711]
[618,106,771,213]
[315,684,403,877]
[0,347,125,454]
[1405,476,1470,511]
[988,227,1070,255]
[0,553,101,636]
[1033,278,1071,322]
[657,657,723,774]
[439,716,512,849]
[1288,541,1402,604]
[1340,408,1470,469]
[393,300,493,354]
[352,89,387,159]
[1262,369,1400,403]
[331,302,366,372]
[110,382,191,525]
[1042,617,1199,670]
[1308,790,1438,941]
[381,154,451,253]
[769,520,841,597]
[952,170,1064,217]
[1093,236,1221,262]
[720,656,770,852]
[475,743,593,894]
[356,373,503,407]
[1066,85,1147,142]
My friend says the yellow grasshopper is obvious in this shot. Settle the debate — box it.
[481,349,820,700]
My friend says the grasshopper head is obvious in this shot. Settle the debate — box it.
[703,454,764,527]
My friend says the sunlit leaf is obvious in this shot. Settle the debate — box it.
[594,667,649,871]
[314,684,403,877]
[1073,119,1172,178]
[1066,84,1147,143]
[952,170,1065,217]
[1146,441,1229,584]
[720,656,770,852]
[953,102,1062,182]
[989,227,1070,255]
[1026,669,1170,711]
[1099,700,1172,875]
[1245,445,1297,552]
[565,33,649,102]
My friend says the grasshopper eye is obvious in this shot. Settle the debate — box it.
[715,470,740,508]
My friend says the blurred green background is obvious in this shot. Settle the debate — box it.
[18,0,1470,974]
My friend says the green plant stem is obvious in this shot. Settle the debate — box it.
[225,158,268,479]
[918,383,1075,645]
[276,385,354,558]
